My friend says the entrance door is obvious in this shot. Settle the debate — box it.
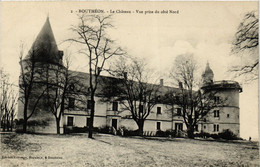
[175,123,183,131]
[112,119,117,130]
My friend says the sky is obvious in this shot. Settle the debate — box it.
[0,1,258,140]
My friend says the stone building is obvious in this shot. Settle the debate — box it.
[17,17,242,136]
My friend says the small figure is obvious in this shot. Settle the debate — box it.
[249,136,251,142]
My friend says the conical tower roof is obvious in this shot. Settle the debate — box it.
[204,62,213,75]
[202,62,214,84]
[26,17,62,64]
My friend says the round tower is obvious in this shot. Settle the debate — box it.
[18,17,65,133]
[200,63,242,136]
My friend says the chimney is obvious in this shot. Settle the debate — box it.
[160,79,163,86]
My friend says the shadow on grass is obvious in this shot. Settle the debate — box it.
[1,133,42,152]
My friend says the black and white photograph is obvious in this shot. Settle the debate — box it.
[0,1,259,166]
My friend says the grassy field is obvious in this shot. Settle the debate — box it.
[1,133,259,167]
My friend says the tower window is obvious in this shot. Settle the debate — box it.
[214,110,219,117]
[68,98,75,108]
[227,114,230,118]
[157,107,162,114]
[214,96,220,103]
[87,100,92,109]
[176,108,182,116]
[112,101,118,111]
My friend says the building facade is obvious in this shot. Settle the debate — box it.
[17,17,242,136]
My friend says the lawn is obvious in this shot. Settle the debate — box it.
[1,133,259,167]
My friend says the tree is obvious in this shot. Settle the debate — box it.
[68,14,124,138]
[0,68,18,132]
[230,11,259,81]
[103,57,160,135]
[19,44,48,133]
[170,54,219,138]
[43,55,84,134]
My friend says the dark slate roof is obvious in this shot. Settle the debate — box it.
[69,70,181,103]
[26,17,63,65]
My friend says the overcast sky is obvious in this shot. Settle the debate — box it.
[0,1,258,140]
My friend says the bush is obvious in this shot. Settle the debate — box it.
[94,126,110,134]
[156,130,176,137]
[194,130,240,140]
[194,132,211,138]
[218,129,239,140]
[64,126,111,134]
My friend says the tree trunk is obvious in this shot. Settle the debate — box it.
[137,120,144,136]
[56,118,60,134]
[3,119,6,132]
[88,96,95,138]
[187,125,194,139]
[23,101,28,133]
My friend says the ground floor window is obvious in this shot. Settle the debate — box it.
[175,123,183,131]
[156,122,161,131]
[194,125,198,131]
[86,117,91,127]
[112,119,117,130]
[67,116,74,126]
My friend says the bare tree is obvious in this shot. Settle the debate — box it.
[19,44,48,133]
[230,11,259,81]
[0,68,18,132]
[68,14,124,138]
[170,54,219,138]
[43,55,84,134]
[103,57,160,135]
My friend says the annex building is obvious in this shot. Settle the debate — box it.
[17,17,242,136]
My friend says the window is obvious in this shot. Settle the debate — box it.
[139,105,143,113]
[86,117,91,127]
[67,116,74,126]
[214,110,219,117]
[112,101,118,111]
[157,107,162,114]
[204,125,206,129]
[213,124,219,132]
[194,125,199,131]
[68,98,75,108]
[214,96,220,103]
[176,108,182,116]
[156,122,161,130]
[227,114,230,118]
[175,123,183,131]
[87,100,92,109]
